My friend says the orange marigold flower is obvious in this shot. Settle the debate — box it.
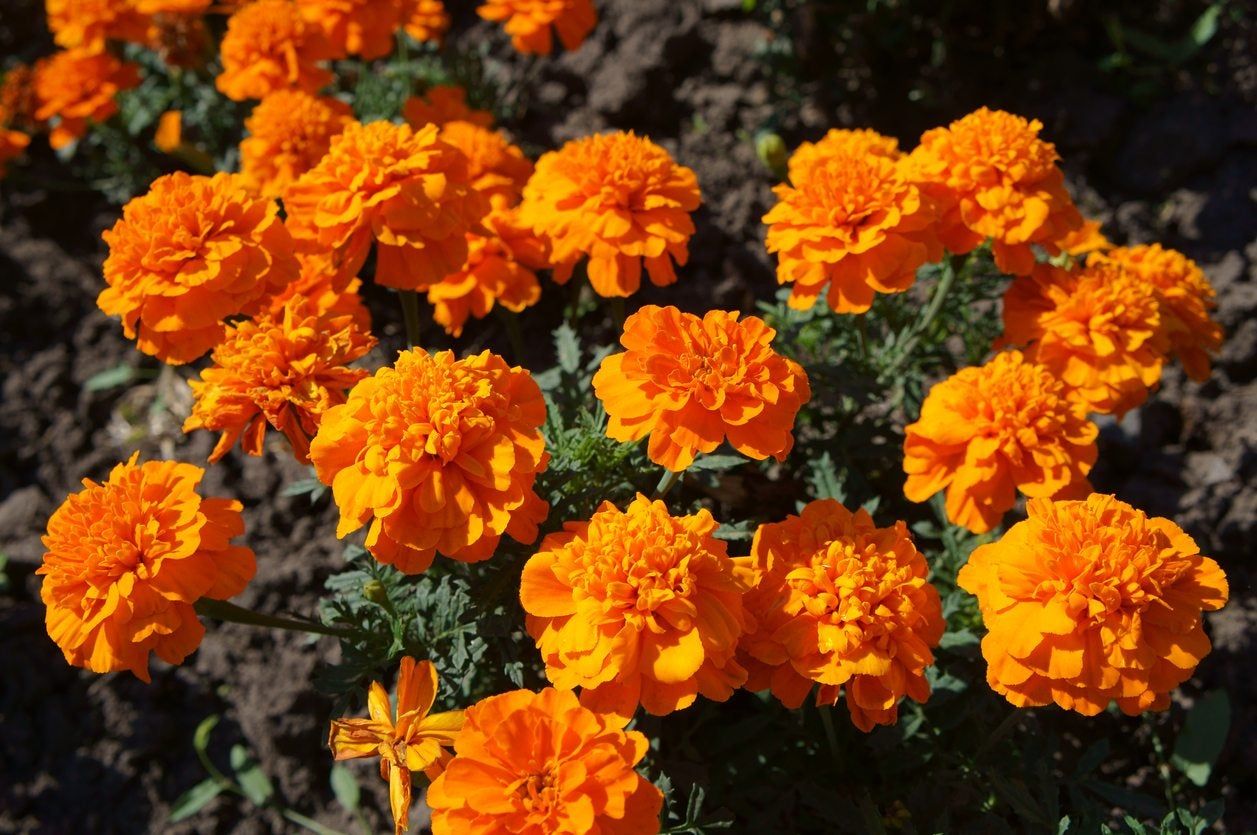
[428,208,548,337]
[46,0,150,52]
[153,109,182,152]
[787,127,902,182]
[518,131,701,297]
[592,305,811,472]
[905,107,1082,275]
[217,0,335,102]
[285,120,489,291]
[477,0,597,55]
[184,295,375,464]
[146,11,212,70]
[1002,260,1169,417]
[1057,217,1111,257]
[1092,244,1223,382]
[1,65,37,131]
[240,90,353,198]
[33,48,140,149]
[401,84,494,129]
[99,172,300,364]
[38,455,256,682]
[903,350,1098,533]
[958,494,1228,715]
[438,120,533,209]
[330,657,464,835]
[427,687,663,835]
[402,0,449,42]
[297,0,403,60]
[0,128,28,177]
[765,151,942,313]
[270,251,372,330]
[736,499,943,731]
[134,0,210,11]
[309,348,549,574]
[520,494,748,720]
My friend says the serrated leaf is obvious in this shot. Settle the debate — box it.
[1171,689,1230,786]
[230,745,274,805]
[330,764,360,813]
[169,779,224,823]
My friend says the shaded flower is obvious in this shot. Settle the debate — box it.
[958,494,1228,715]
[402,0,449,43]
[593,305,810,471]
[427,687,662,835]
[38,455,256,682]
[438,120,533,209]
[240,90,354,198]
[1056,217,1111,257]
[269,250,372,331]
[33,48,140,149]
[1,64,37,131]
[217,0,335,102]
[146,11,212,70]
[330,657,464,835]
[903,350,1098,533]
[99,172,300,364]
[520,494,748,720]
[476,0,597,55]
[46,0,150,52]
[737,499,944,731]
[518,131,701,297]
[309,348,549,574]
[401,84,494,129]
[0,127,28,177]
[297,0,403,60]
[787,127,902,182]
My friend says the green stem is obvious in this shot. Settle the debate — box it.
[855,313,869,361]
[399,290,422,349]
[974,708,1022,761]
[610,297,627,332]
[819,703,842,766]
[882,253,963,377]
[194,598,353,639]
[501,308,526,362]
[653,468,684,500]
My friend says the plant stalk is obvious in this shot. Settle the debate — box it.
[194,598,353,639]
[653,468,683,500]
[399,290,422,349]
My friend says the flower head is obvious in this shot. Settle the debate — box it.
[403,0,449,42]
[284,120,489,291]
[427,687,662,835]
[309,348,549,574]
[438,120,534,209]
[33,48,140,149]
[520,495,748,720]
[958,494,1228,715]
[134,0,210,11]
[765,151,942,313]
[593,305,810,471]
[216,0,335,102]
[905,107,1082,275]
[1092,245,1222,381]
[737,500,943,731]
[787,127,902,182]
[519,131,701,297]
[99,172,300,364]
[269,251,372,330]
[477,0,597,55]
[428,208,549,337]
[1002,260,1168,416]
[1056,217,1111,257]
[297,0,403,59]
[46,0,150,51]
[146,12,213,70]
[402,84,493,129]
[903,350,1098,533]
[38,455,256,682]
[240,90,354,198]
[330,657,464,835]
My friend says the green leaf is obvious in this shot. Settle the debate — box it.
[1171,689,1230,786]
[938,629,979,651]
[169,779,224,823]
[807,452,846,502]
[330,764,360,813]
[555,323,582,374]
[1073,739,1110,779]
[85,363,153,392]
[193,715,220,755]
[230,745,274,805]
[1188,5,1222,50]
[687,454,746,472]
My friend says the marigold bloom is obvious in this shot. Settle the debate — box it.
[520,495,748,720]
[1092,245,1223,382]
[134,0,210,11]
[593,305,810,472]
[297,0,403,59]
[1057,218,1111,256]
[46,0,150,51]
[240,91,353,198]
[330,657,464,835]
[438,120,533,209]
[737,500,943,731]
[1,65,37,131]
[33,49,140,149]
[1002,260,1169,417]
[765,151,942,313]
[285,120,489,291]
[270,251,372,330]
[905,107,1082,275]
[787,127,902,182]
[401,84,493,129]
[38,455,256,682]
[519,131,701,297]
[146,11,212,70]
[959,494,1228,715]
[477,0,597,55]
[309,348,548,573]
[903,350,1098,533]
[402,0,449,42]
[99,172,300,364]
[217,0,335,102]
[427,688,662,835]
[429,208,548,337]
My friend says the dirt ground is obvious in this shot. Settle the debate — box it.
[1,1,1253,832]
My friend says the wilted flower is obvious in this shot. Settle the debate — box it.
[99,172,300,364]
[402,0,449,42]
[905,107,1082,275]
[217,0,335,102]
[309,348,549,573]
[33,48,140,149]
[958,494,1228,715]
[1002,260,1168,416]
[297,0,403,59]
[240,90,354,198]
[787,127,902,182]
[737,499,944,731]
[38,455,256,682]
[330,657,464,835]
[438,120,534,209]
[765,151,942,313]
[903,350,1097,533]
[1056,217,1111,256]
[46,0,150,52]
[427,687,663,835]
[146,11,212,70]
[284,120,489,291]
[520,494,748,720]
[402,84,493,129]
[593,305,811,471]
[519,131,701,297]
[477,0,597,55]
